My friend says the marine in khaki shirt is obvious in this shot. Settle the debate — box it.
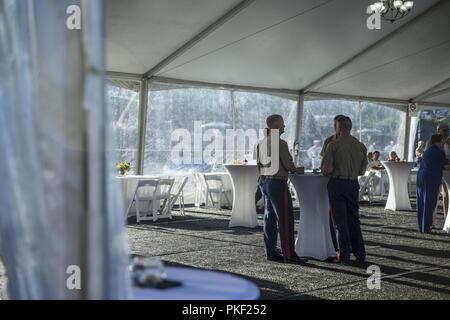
[320,115,346,167]
[322,131,368,179]
[321,116,367,265]
[320,134,337,158]
[257,134,296,178]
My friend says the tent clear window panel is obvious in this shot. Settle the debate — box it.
[143,83,299,203]
[107,80,140,173]
[233,91,298,162]
[360,102,406,161]
[300,98,407,169]
[144,83,232,175]
[144,83,232,204]
[300,98,359,170]
[413,108,450,160]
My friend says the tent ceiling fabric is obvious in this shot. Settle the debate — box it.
[106,0,242,74]
[106,0,450,105]
[312,0,450,101]
[424,91,450,105]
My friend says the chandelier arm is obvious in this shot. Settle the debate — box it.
[375,0,413,23]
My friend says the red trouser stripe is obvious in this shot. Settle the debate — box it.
[284,185,292,259]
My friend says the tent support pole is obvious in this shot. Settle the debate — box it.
[294,93,304,166]
[137,78,148,174]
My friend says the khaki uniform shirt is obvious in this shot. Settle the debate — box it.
[320,134,337,168]
[321,135,368,179]
[257,134,295,177]
[320,134,337,158]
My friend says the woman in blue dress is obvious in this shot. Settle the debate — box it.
[416,134,448,233]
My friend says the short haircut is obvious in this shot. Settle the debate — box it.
[337,116,352,131]
[373,150,380,155]
[430,134,443,145]
[437,122,449,131]
[334,114,346,121]
[266,114,283,129]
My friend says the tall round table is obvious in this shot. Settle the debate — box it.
[289,173,336,261]
[224,164,259,228]
[133,267,260,300]
[442,170,450,233]
[381,161,414,211]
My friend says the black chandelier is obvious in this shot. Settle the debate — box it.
[370,0,414,23]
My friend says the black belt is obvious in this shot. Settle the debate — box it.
[261,175,288,181]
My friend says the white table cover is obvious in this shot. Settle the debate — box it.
[442,171,450,233]
[132,267,260,300]
[289,173,336,261]
[381,161,414,211]
[116,175,160,217]
[224,164,259,228]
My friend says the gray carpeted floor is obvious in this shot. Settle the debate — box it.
[0,198,448,299]
[127,197,450,300]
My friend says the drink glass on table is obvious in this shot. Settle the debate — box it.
[130,256,167,286]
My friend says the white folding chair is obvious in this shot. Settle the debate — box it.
[193,172,206,207]
[130,179,160,223]
[203,174,231,209]
[359,171,375,203]
[154,178,175,220]
[166,177,189,216]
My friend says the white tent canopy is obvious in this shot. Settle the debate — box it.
[106,0,450,106]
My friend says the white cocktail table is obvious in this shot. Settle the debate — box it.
[381,161,414,211]
[289,173,336,261]
[224,164,259,228]
[133,267,260,300]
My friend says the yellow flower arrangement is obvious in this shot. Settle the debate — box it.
[117,160,131,176]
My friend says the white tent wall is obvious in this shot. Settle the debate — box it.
[0,0,131,299]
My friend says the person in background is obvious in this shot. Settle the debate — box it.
[371,151,384,170]
[366,152,374,170]
[415,140,426,163]
[436,123,450,220]
[307,140,322,170]
[388,151,400,162]
[367,150,385,195]
[416,134,448,233]
[322,116,368,266]
[320,114,346,257]
[436,123,450,159]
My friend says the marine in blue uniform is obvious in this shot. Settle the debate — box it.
[417,134,448,233]
[257,115,307,264]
